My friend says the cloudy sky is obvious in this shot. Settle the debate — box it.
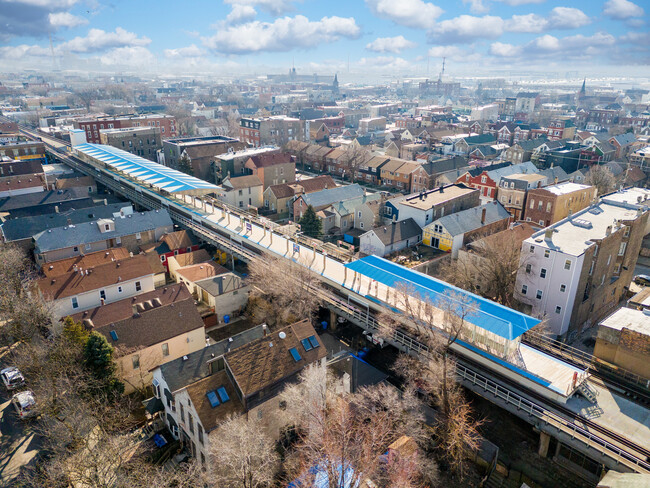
[0,0,648,77]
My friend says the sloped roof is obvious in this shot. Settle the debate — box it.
[1,203,130,243]
[223,174,263,190]
[36,254,153,300]
[176,261,230,283]
[301,184,365,209]
[167,249,212,268]
[345,255,540,340]
[538,166,569,183]
[267,183,295,199]
[329,193,381,217]
[462,134,496,145]
[292,175,337,193]
[34,209,173,253]
[516,137,548,151]
[611,132,636,146]
[247,152,292,168]
[366,218,422,246]
[225,320,327,397]
[468,161,538,181]
[433,201,510,237]
[43,248,131,277]
[74,143,219,195]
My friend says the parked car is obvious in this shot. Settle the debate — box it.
[1,367,25,391]
[11,390,36,419]
[633,274,650,286]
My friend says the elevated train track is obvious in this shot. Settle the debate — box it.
[23,128,650,475]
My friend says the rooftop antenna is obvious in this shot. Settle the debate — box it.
[438,57,446,82]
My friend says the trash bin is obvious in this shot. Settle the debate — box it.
[224,315,230,324]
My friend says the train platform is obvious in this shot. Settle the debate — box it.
[565,380,650,455]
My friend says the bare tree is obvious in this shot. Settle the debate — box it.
[439,229,529,307]
[226,112,241,138]
[585,164,616,196]
[342,143,371,183]
[246,253,323,328]
[279,363,438,488]
[381,286,483,478]
[209,415,279,488]
[76,89,97,112]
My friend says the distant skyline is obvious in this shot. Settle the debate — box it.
[0,0,648,78]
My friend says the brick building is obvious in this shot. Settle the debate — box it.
[75,114,177,144]
[99,126,162,161]
[239,116,303,147]
[523,182,597,227]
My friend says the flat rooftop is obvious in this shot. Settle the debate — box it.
[505,173,546,182]
[602,187,650,208]
[525,201,643,257]
[599,308,650,335]
[99,127,158,134]
[216,146,279,161]
[400,185,477,210]
[543,181,594,196]
[164,136,238,147]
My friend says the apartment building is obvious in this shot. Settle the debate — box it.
[75,114,177,144]
[161,136,246,181]
[524,182,597,227]
[239,116,303,147]
[514,196,648,338]
[99,126,162,161]
[397,184,480,228]
[497,173,547,220]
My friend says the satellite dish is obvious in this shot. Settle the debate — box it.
[279,332,287,339]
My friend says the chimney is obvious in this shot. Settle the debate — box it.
[554,177,558,185]
[606,225,612,236]
[544,228,553,240]
[54,205,59,213]
[100,298,105,306]
[132,304,138,316]
[481,207,486,224]
[103,199,108,206]
[262,323,268,336]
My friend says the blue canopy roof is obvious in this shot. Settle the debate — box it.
[345,255,540,341]
[74,143,219,195]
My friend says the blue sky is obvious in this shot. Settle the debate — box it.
[0,0,648,77]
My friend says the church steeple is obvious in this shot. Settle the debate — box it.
[332,73,339,93]
[579,78,586,96]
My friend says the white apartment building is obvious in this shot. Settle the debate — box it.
[514,197,648,338]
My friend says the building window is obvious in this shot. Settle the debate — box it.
[118,286,123,293]
[161,255,166,262]
[73,246,79,253]
[71,297,79,309]
[624,226,630,237]
[100,289,106,300]
[132,355,140,370]
[544,250,550,258]
[198,424,204,444]
[589,261,594,275]
[618,242,626,256]
[564,260,571,270]
[529,245,534,253]
[521,284,527,295]
[188,413,194,434]
[560,284,566,292]
[135,281,142,292]
[525,264,532,274]
[539,220,544,226]
[555,306,562,314]
[162,343,169,357]
[529,199,535,209]
[481,176,487,183]
[540,268,547,278]
[180,403,185,423]
[546,202,551,212]
[536,290,543,299]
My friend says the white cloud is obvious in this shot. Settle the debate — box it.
[504,13,546,32]
[603,0,644,19]
[223,0,294,16]
[48,12,87,28]
[99,46,156,67]
[0,44,51,60]
[495,0,545,4]
[504,7,590,33]
[358,56,411,70]
[203,15,360,54]
[547,7,591,29]
[489,42,523,57]
[226,4,257,24]
[428,45,467,58]
[366,35,416,53]
[4,0,77,7]
[59,27,151,53]
[164,44,204,58]
[365,0,443,29]
[462,0,489,14]
[430,15,504,43]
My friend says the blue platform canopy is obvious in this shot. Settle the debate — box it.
[345,255,540,341]
[74,143,219,196]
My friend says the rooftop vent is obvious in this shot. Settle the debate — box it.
[182,355,188,361]
[279,331,287,339]
[572,219,593,229]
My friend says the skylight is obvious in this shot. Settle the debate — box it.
[301,338,313,352]
[206,391,220,408]
[217,386,230,403]
[308,335,320,349]
[110,330,118,341]
[289,347,302,362]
